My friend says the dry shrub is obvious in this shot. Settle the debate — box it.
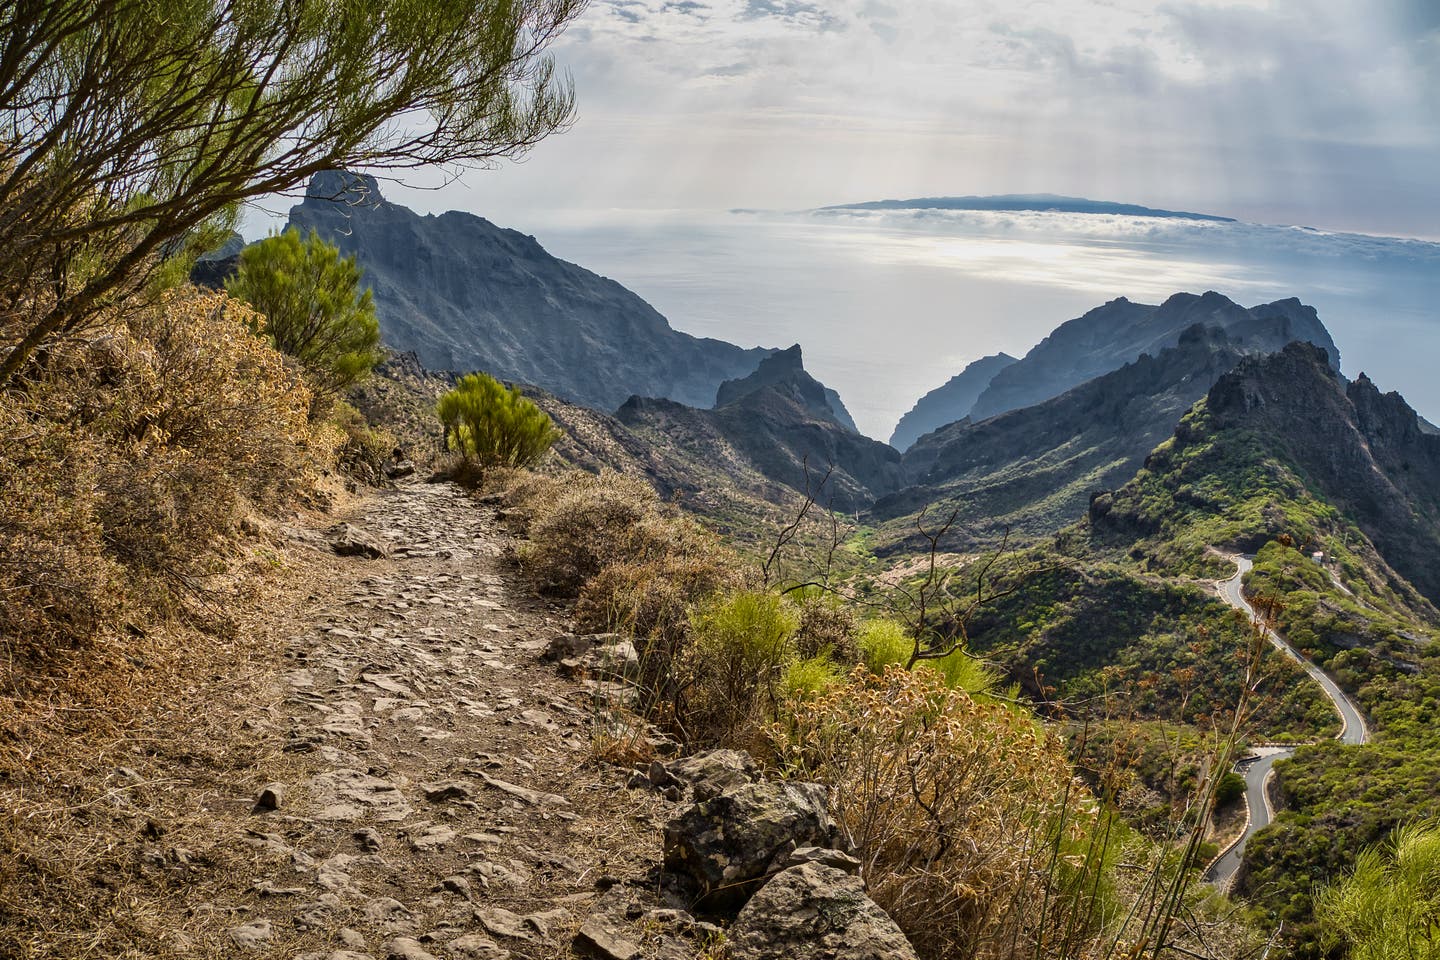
[770,667,1100,960]
[331,398,399,485]
[521,471,686,597]
[793,593,859,663]
[0,288,317,668]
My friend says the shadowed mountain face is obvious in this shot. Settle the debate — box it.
[618,349,900,513]
[287,171,770,411]
[967,291,1340,421]
[869,324,1258,549]
[889,352,1016,452]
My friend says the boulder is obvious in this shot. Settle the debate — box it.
[662,780,836,908]
[329,523,387,559]
[727,863,918,960]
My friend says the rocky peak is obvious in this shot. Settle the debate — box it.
[304,169,385,207]
[715,344,859,432]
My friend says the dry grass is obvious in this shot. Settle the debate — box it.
[0,497,346,959]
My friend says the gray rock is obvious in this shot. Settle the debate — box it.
[663,780,836,908]
[386,460,416,480]
[384,938,439,960]
[228,919,273,950]
[574,915,643,960]
[664,749,758,801]
[330,523,388,559]
[727,863,918,960]
[420,781,474,803]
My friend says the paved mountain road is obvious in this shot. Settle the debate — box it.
[1204,555,1369,889]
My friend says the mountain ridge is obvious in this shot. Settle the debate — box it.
[287,170,773,413]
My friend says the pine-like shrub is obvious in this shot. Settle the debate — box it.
[438,372,559,473]
[226,228,383,405]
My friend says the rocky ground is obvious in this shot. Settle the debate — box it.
[4,480,915,960]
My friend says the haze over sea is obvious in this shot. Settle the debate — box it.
[517,206,1440,442]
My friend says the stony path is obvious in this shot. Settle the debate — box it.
[178,482,668,959]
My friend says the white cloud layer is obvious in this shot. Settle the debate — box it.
[362,0,1440,239]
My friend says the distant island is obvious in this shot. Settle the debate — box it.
[820,193,1237,222]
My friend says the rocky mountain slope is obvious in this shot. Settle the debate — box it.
[617,347,901,513]
[889,352,1015,452]
[869,309,1342,552]
[967,291,1339,421]
[1092,341,1440,607]
[288,171,771,411]
[715,345,858,432]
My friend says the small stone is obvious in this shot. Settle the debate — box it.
[574,916,642,960]
[363,897,412,924]
[254,782,285,812]
[385,938,438,960]
[338,928,368,949]
[446,934,510,959]
[354,827,383,852]
[778,845,863,875]
[475,906,532,941]
[408,824,457,851]
[228,919,273,951]
[421,781,474,803]
[439,875,472,900]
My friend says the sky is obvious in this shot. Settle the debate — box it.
[359,0,1440,239]
[248,0,1440,439]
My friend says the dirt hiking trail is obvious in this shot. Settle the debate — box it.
[6,482,676,959]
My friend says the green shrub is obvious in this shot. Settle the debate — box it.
[227,228,383,405]
[684,590,798,747]
[780,654,845,702]
[438,372,559,473]
[1214,771,1246,807]
[858,618,912,674]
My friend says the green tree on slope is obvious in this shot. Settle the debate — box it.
[227,228,382,405]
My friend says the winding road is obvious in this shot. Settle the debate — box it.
[1203,555,1369,889]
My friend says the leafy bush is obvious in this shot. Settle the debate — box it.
[858,618,913,674]
[793,594,859,663]
[779,654,845,702]
[438,372,559,473]
[227,228,383,405]
[1314,821,1440,960]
